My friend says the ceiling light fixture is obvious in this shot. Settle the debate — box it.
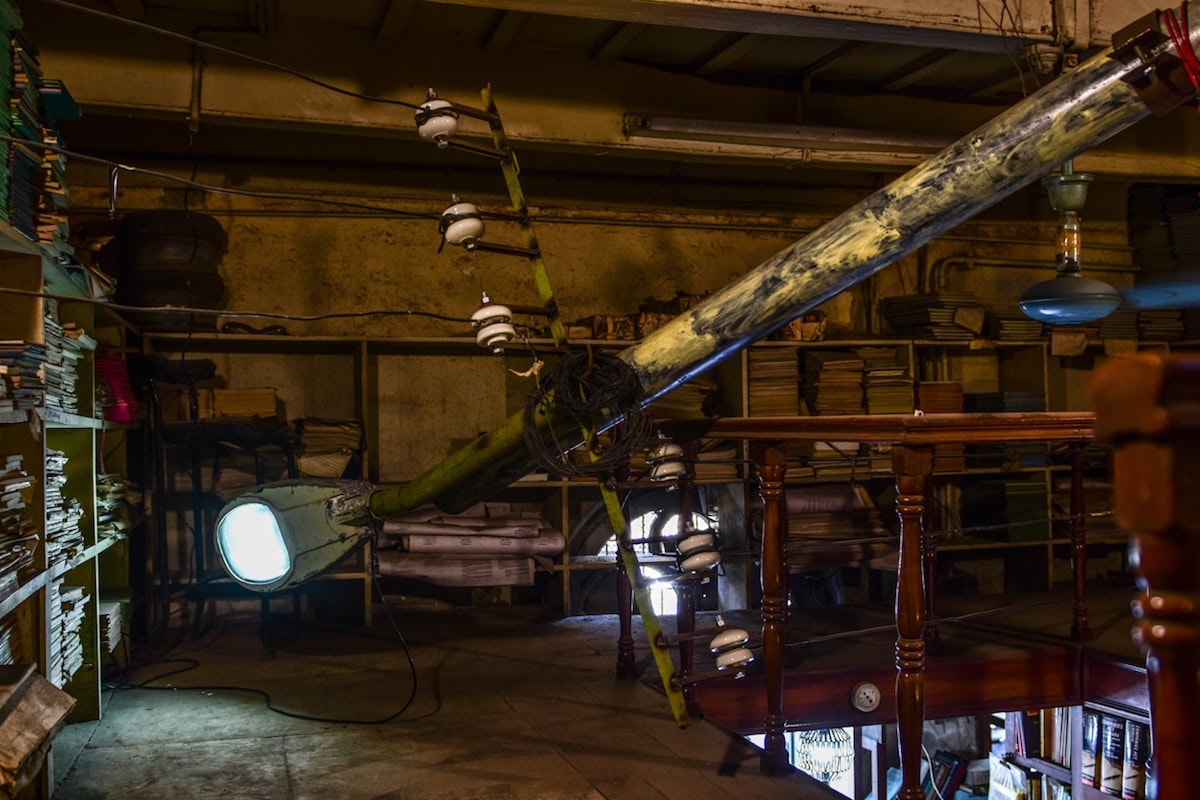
[623,113,952,159]
[1018,160,1123,324]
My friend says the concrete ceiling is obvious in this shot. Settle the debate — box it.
[16,0,1200,213]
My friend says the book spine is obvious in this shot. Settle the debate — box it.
[1100,713,1125,797]
[1121,719,1150,800]
[1081,709,1101,788]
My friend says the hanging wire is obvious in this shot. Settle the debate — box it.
[523,348,652,478]
[0,134,440,221]
[0,285,473,324]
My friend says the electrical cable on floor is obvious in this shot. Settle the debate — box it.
[100,575,420,725]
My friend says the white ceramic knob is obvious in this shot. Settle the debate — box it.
[679,549,720,572]
[416,99,458,146]
[677,532,716,556]
[476,321,516,352]
[441,202,484,247]
[715,647,754,671]
[709,628,750,653]
[650,460,687,482]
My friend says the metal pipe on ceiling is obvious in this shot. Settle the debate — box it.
[374,8,1198,517]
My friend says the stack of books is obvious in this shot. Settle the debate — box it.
[55,583,88,685]
[39,298,92,417]
[880,292,984,340]
[98,600,122,654]
[96,473,133,541]
[990,311,1044,340]
[646,377,718,422]
[1098,308,1139,341]
[856,346,913,414]
[691,440,740,482]
[917,382,966,470]
[746,348,800,416]
[0,339,46,410]
[801,350,864,415]
[0,452,34,598]
[296,417,364,479]
[43,448,83,569]
[1139,308,1185,341]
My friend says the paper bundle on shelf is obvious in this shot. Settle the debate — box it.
[98,601,121,654]
[376,502,562,588]
[0,453,35,596]
[296,417,363,478]
[802,350,864,415]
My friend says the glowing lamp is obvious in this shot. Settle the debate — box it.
[214,479,375,593]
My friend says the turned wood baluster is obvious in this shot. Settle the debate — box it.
[893,444,932,800]
[920,473,941,651]
[1068,443,1092,641]
[676,448,701,716]
[753,439,791,774]
[616,555,636,679]
[1090,354,1200,800]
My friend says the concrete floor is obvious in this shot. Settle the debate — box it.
[50,599,839,800]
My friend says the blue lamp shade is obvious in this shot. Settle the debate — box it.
[1018,272,1123,324]
[213,479,376,593]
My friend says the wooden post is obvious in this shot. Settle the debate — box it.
[1069,443,1092,641]
[893,444,932,800]
[752,439,791,774]
[615,556,636,679]
[1089,354,1200,800]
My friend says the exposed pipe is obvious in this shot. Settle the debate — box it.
[377,8,1195,518]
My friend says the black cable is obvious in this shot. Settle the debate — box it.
[0,285,474,324]
[36,0,424,111]
[0,133,440,221]
[102,575,419,725]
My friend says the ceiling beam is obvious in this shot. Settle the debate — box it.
[587,21,648,63]
[483,11,533,53]
[375,0,419,44]
[695,32,769,75]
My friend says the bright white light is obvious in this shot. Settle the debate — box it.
[215,501,292,585]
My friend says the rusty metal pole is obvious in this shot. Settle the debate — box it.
[373,8,1198,520]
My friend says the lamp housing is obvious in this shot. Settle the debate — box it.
[214,479,375,593]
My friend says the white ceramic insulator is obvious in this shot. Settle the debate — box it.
[679,549,720,573]
[416,99,458,144]
[649,442,684,463]
[677,532,716,556]
[650,460,687,482]
[715,647,755,671]
[442,204,485,247]
[709,628,750,653]
[476,321,516,351]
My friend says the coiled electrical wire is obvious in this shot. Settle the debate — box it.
[523,348,652,477]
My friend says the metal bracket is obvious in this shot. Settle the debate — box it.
[1111,10,1198,116]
